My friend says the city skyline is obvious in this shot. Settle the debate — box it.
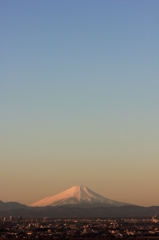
[1,1,159,207]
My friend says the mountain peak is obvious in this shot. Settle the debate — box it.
[30,185,128,207]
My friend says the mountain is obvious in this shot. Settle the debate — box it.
[1,187,159,218]
[30,185,128,207]
[0,200,28,211]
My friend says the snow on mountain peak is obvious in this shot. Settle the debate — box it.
[30,185,127,207]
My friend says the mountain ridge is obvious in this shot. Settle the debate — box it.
[0,200,28,211]
[1,203,159,218]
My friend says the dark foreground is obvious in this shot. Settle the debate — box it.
[1,216,159,239]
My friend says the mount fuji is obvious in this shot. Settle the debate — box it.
[2,186,159,218]
[30,185,128,207]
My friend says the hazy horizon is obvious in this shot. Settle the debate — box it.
[1,1,159,207]
[0,184,157,207]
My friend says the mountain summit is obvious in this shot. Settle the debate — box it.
[30,185,128,207]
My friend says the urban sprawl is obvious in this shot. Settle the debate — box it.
[0,216,159,239]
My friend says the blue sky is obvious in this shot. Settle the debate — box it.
[0,1,159,206]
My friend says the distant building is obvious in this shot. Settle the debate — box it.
[152,215,158,223]
[70,224,76,229]
[83,227,92,234]
[35,223,39,228]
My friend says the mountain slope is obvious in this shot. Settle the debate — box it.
[30,185,128,207]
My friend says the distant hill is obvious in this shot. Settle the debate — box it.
[0,204,159,218]
[0,200,28,211]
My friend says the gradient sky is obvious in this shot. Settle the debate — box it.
[0,1,159,207]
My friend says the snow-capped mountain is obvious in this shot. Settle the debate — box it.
[30,185,128,207]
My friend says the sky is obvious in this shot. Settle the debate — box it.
[0,1,159,207]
